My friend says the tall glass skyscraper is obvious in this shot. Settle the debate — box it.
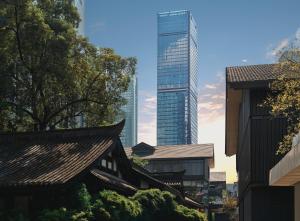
[120,75,138,147]
[157,10,198,145]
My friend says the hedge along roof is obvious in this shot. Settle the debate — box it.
[0,121,125,187]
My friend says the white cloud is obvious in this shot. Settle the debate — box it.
[267,38,289,59]
[199,72,225,124]
[266,27,300,60]
[205,84,217,89]
[198,72,237,183]
[137,72,238,183]
[296,28,300,40]
[242,59,248,63]
[138,91,156,145]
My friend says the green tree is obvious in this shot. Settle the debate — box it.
[264,45,300,155]
[131,155,148,167]
[94,190,141,221]
[0,0,136,132]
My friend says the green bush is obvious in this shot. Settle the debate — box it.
[70,183,92,212]
[9,184,206,221]
[95,190,141,221]
[38,208,70,221]
[175,205,207,221]
[131,189,176,221]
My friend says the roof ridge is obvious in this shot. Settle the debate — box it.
[0,120,125,144]
[226,63,276,69]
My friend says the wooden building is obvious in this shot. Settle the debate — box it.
[0,121,200,219]
[209,172,226,204]
[270,133,300,221]
[125,142,214,203]
[225,64,294,221]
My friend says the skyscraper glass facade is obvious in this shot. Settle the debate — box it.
[157,10,198,145]
[120,75,138,147]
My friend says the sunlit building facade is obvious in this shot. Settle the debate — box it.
[120,75,138,147]
[157,10,198,145]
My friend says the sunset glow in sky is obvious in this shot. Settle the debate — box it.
[85,0,300,183]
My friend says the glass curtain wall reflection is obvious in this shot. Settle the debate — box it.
[119,75,138,147]
[157,10,198,145]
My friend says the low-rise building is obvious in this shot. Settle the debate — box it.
[209,172,226,204]
[125,142,214,202]
[225,64,294,221]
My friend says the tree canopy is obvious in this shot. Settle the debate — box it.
[264,44,300,155]
[0,0,136,132]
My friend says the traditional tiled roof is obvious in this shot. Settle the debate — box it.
[0,121,124,187]
[210,172,226,182]
[226,64,279,84]
[126,143,214,160]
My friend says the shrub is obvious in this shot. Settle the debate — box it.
[38,208,70,221]
[132,189,177,221]
[175,205,207,221]
[12,185,206,221]
[95,190,141,221]
[71,211,93,221]
[70,183,92,212]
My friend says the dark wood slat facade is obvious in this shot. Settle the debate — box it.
[226,64,295,221]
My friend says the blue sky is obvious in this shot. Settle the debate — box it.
[84,0,300,182]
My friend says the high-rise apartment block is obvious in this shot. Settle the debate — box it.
[157,10,198,145]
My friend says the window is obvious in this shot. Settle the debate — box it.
[113,160,117,172]
[107,161,112,170]
[101,159,106,167]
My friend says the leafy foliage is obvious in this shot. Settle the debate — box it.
[35,185,207,221]
[38,208,70,221]
[222,191,237,221]
[131,189,177,221]
[131,155,148,167]
[0,0,136,132]
[70,183,92,212]
[175,205,207,221]
[95,190,142,221]
[263,46,300,155]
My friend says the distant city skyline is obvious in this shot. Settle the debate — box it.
[120,75,138,147]
[157,10,198,145]
[85,0,300,183]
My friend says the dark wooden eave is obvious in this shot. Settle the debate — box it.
[90,169,137,194]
